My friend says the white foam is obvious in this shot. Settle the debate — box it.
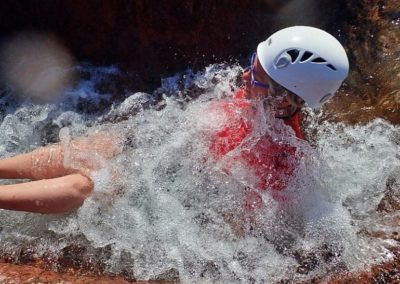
[0,64,399,283]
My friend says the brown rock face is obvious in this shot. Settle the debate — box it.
[327,252,400,284]
[378,168,400,213]
[323,0,400,125]
[0,260,132,284]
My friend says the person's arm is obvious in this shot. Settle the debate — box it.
[0,173,93,214]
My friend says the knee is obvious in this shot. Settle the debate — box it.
[71,174,94,197]
[62,174,94,211]
[48,174,94,214]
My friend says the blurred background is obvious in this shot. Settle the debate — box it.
[0,0,346,88]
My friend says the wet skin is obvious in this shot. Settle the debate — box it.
[0,133,122,214]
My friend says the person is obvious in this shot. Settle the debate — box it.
[208,26,349,210]
[0,26,349,214]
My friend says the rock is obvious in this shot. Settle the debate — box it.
[326,252,400,284]
[322,0,400,125]
[0,260,133,283]
[377,169,400,213]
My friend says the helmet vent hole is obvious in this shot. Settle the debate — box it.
[300,51,313,62]
[276,56,290,68]
[320,93,333,103]
[311,57,327,63]
[287,49,300,62]
[327,64,337,71]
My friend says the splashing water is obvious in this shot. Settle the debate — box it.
[0,64,399,283]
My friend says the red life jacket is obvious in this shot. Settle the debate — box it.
[233,89,304,140]
[209,89,303,209]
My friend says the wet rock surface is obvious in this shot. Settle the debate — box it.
[0,260,175,283]
[323,0,400,125]
[0,260,132,284]
[378,168,400,213]
[327,252,400,284]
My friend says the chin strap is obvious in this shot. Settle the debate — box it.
[279,108,304,140]
[274,107,301,120]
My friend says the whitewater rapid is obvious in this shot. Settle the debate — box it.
[0,64,398,283]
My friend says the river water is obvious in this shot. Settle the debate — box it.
[0,64,399,283]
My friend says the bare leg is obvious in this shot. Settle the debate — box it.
[0,132,122,213]
[0,144,71,180]
[0,132,123,180]
[0,173,93,214]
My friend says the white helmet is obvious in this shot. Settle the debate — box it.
[257,26,349,109]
